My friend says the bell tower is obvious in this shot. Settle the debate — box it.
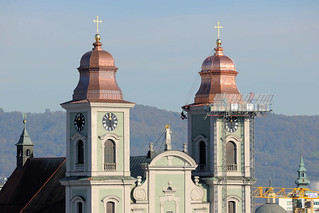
[60,17,135,213]
[16,116,34,170]
[182,22,273,213]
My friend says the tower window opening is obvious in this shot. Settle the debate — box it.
[77,202,83,213]
[26,149,30,156]
[77,140,84,164]
[199,141,206,170]
[226,141,237,171]
[228,201,236,213]
[104,140,116,170]
[106,201,115,213]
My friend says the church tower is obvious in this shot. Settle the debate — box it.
[16,117,34,170]
[60,17,135,213]
[182,22,273,213]
[295,155,310,188]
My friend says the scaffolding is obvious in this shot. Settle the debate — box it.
[221,116,227,213]
[207,93,273,117]
[206,93,273,213]
[250,116,255,213]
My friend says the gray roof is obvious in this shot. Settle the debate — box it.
[255,203,287,213]
[130,155,153,179]
[15,127,33,146]
[0,157,65,213]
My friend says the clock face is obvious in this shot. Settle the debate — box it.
[226,116,238,133]
[102,112,118,131]
[74,113,85,132]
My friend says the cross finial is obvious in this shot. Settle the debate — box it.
[214,21,223,39]
[93,16,102,33]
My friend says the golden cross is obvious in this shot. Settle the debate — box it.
[214,21,223,39]
[93,16,102,33]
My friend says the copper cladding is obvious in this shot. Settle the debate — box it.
[194,46,240,104]
[73,40,123,101]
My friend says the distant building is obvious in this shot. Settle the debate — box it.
[277,155,319,212]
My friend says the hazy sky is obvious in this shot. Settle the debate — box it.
[0,0,318,115]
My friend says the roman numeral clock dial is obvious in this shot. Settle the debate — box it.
[74,113,85,132]
[102,112,118,131]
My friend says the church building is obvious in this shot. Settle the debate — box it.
[0,20,273,213]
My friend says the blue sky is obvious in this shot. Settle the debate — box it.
[0,0,318,115]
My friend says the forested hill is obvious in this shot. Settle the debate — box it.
[0,106,319,188]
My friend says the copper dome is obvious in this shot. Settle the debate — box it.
[201,48,236,72]
[72,36,123,101]
[194,45,240,104]
[79,41,115,68]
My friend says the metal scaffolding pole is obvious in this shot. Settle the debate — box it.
[213,117,219,213]
[250,115,256,213]
[222,115,227,213]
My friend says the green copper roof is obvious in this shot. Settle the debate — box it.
[298,155,306,172]
[295,154,310,188]
[255,203,287,213]
[61,176,136,181]
[15,120,33,146]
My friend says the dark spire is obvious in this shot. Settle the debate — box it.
[16,118,33,146]
[16,115,34,169]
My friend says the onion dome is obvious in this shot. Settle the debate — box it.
[255,203,287,213]
[194,39,240,104]
[73,34,123,101]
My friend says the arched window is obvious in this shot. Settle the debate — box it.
[199,141,206,170]
[77,202,83,213]
[106,201,115,213]
[226,141,237,171]
[71,196,85,213]
[228,201,236,213]
[102,196,119,213]
[26,149,30,156]
[77,140,84,164]
[104,140,115,170]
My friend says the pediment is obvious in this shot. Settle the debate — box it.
[149,150,197,168]
[70,133,86,141]
[98,132,121,141]
[226,134,242,142]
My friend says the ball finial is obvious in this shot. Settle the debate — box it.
[216,39,222,46]
[95,33,101,42]
[22,113,27,125]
